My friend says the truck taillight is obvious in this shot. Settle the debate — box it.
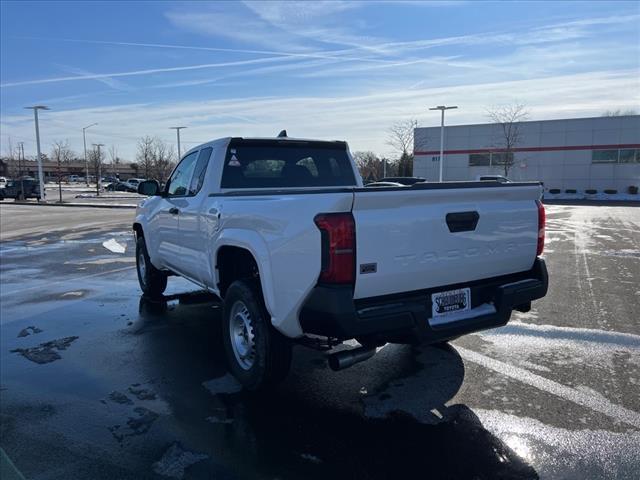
[314,213,355,285]
[536,200,545,256]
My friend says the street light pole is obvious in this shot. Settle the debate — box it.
[17,142,25,200]
[83,123,98,186]
[25,105,49,201]
[170,126,187,158]
[93,143,105,196]
[429,105,458,182]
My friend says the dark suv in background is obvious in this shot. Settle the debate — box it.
[0,179,42,201]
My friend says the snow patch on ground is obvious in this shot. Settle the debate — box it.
[475,409,640,480]
[544,192,640,201]
[152,442,208,479]
[102,238,126,253]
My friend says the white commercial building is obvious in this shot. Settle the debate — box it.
[414,115,640,193]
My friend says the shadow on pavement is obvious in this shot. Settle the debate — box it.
[136,292,539,480]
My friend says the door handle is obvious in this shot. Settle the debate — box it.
[169,207,180,215]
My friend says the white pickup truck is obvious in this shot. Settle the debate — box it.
[133,135,548,390]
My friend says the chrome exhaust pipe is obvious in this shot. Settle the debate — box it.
[328,346,376,371]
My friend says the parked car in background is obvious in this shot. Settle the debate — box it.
[477,175,510,183]
[0,179,41,201]
[133,135,548,390]
[106,181,137,192]
[125,178,146,190]
[0,176,7,188]
[68,175,84,183]
[379,176,427,185]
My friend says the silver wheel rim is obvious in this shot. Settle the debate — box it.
[138,250,147,285]
[229,301,256,370]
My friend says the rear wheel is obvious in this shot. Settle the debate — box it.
[136,236,167,297]
[222,280,292,391]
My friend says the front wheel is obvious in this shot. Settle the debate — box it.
[222,280,292,391]
[136,236,167,297]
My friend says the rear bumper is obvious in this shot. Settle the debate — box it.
[299,258,548,343]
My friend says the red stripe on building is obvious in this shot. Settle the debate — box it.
[414,143,640,156]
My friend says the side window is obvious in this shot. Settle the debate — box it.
[189,147,213,195]
[167,151,198,196]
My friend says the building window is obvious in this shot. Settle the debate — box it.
[469,153,490,166]
[619,149,639,163]
[592,149,640,164]
[592,150,618,163]
[490,152,514,165]
[469,152,515,166]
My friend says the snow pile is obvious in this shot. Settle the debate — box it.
[544,191,639,201]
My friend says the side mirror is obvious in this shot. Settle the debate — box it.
[138,180,160,196]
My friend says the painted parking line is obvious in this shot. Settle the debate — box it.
[456,346,640,429]
[1,265,136,297]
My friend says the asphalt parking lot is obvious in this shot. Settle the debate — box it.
[1,202,639,480]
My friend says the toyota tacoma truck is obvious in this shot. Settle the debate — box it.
[133,134,548,390]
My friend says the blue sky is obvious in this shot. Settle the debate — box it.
[1,0,639,161]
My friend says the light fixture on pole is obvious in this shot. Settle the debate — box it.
[25,105,49,201]
[170,126,187,158]
[428,105,458,182]
[83,123,98,186]
[93,143,105,196]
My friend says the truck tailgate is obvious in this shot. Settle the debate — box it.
[351,183,542,299]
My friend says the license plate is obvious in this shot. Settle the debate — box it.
[431,288,471,317]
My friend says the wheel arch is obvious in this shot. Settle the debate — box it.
[214,232,276,320]
[132,222,144,239]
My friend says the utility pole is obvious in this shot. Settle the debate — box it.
[83,123,97,186]
[93,143,105,197]
[170,126,187,158]
[17,142,25,200]
[25,105,49,201]
[428,105,458,182]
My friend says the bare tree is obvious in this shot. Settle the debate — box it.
[354,151,385,182]
[87,147,104,186]
[51,140,74,202]
[386,118,428,177]
[136,136,155,179]
[387,119,418,158]
[601,109,638,117]
[152,138,176,183]
[486,104,529,177]
[3,137,20,178]
[108,145,120,178]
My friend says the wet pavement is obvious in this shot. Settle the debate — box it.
[1,203,639,479]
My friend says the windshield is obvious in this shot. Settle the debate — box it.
[220,141,356,189]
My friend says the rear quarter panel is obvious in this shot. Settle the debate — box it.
[204,192,354,337]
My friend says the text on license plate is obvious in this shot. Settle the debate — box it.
[431,288,471,317]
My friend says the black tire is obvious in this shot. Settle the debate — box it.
[136,236,167,297]
[222,280,292,391]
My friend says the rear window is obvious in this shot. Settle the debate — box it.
[220,141,356,189]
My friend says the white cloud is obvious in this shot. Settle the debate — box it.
[3,69,638,160]
[0,56,297,87]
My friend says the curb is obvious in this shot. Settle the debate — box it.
[9,201,137,209]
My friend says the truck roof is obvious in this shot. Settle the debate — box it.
[183,136,347,157]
